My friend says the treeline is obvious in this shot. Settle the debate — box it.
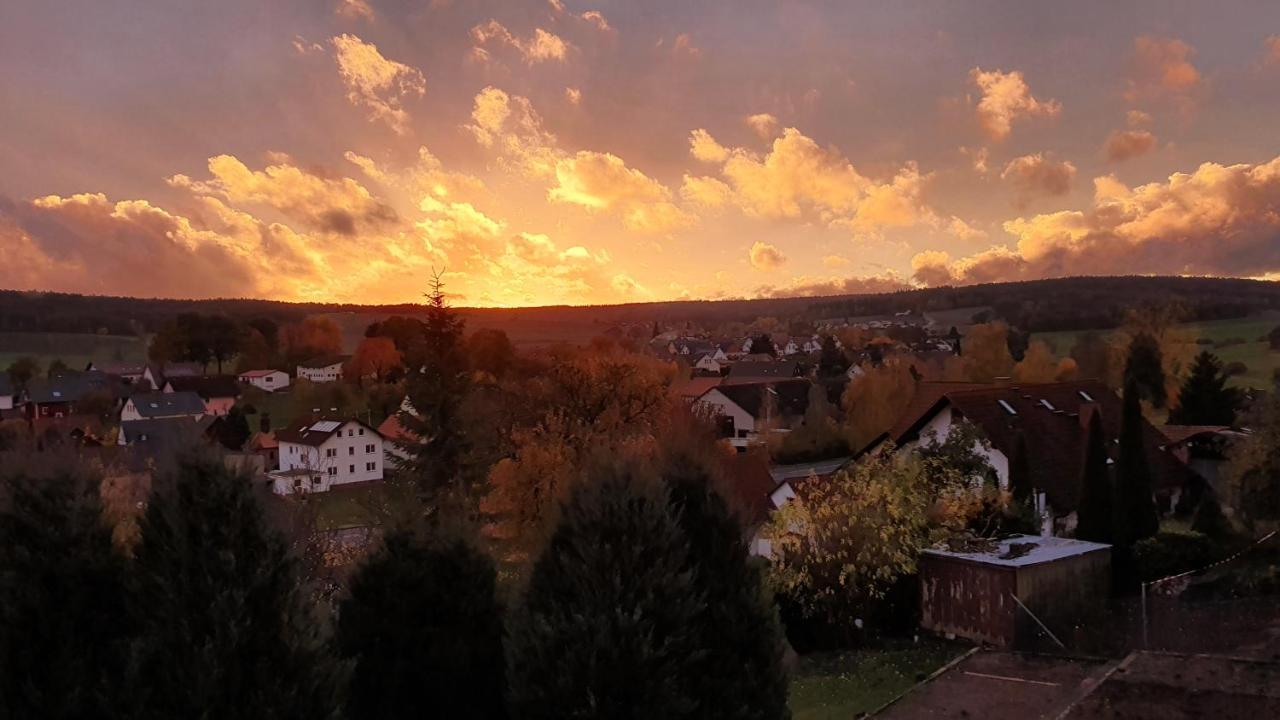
[9,276,1280,340]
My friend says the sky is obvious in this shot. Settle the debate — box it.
[2,0,1280,307]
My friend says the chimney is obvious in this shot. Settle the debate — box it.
[311,407,321,422]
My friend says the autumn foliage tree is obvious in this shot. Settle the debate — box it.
[841,355,917,451]
[1013,340,1078,383]
[282,316,344,365]
[349,336,403,382]
[959,322,1015,382]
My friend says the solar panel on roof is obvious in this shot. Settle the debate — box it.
[998,399,1017,415]
[310,420,341,432]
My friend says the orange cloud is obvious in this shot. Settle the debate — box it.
[913,154,1280,285]
[331,34,425,134]
[1104,129,1157,162]
[548,151,691,232]
[1126,36,1203,111]
[471,21,570,64]
[336,0,374,22]
[465,86,561,178]
[745,113,781,138]
[754,272,910,298]
[1001,153,1076,202]
[970,68,1061,141]
[748,241,787,270]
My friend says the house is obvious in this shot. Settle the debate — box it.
[689,352,726,375]
[696,378,811,449]
[297,355,347,383]
[724,360,803,385]
[120,391,207,422]
[919,534,1110,648]
[239,369,290,392]
[87,362,149,384]
[376,412,414,470]
[671,376,724,404]
[270,416,383,494]
[1160,424,1249,492]
[159,362,204,379]
[862,380,1194,536]
[24,371,122,419]
[743,455,852,557]
[163,375,241,416]
[244,430,280,470]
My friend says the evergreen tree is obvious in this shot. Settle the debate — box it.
[1008,429,1034,505]
[0,471,129,719]
[127,454,342,719]
[1075,410,1115,544]
[337,530,507,720]
[1115,381,1160,545]
[399,272,471,501]
[506,466,703,720]
[816,335,846,377]
[752,333,777,357]
[1123,332,1167,408]
[664,458,790,720]
[1169,351,1241,426]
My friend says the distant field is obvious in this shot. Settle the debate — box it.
[0,331,149,371]
[1033,311,1280,389]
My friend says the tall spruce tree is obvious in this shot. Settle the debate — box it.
[399,272,471,501]
[664,457,790,720]
[1123,332,1167,408]
[0,471,129,719]
[127,455,342,719]
[1169,351,1241,426]
[1116,381,1160,545]
[1008,430,1034,505]
[506,466,703,720]
[336,530,507,720]
[1075,410,1115,544]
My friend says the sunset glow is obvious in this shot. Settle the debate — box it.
[3,1,1280,306]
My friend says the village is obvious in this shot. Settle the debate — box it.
[2,294,1277,718]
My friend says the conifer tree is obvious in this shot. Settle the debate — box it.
[337,530,507,720]
[1116,381,1160,545]
[127,454,342,719]
[1075,410,1115,544]
[664,456,790,720]
[506,466,703,720]
[1169,351,1241,426]
[1008,430,1034,505]
[0,471,129,719]
[1123,332,1167,408]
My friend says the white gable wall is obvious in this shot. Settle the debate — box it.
[276,420,383,493]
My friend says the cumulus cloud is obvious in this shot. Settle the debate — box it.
[754,272,910,298]
[580,11,612,33]
[331,34,425,134]
[748,241,787,270]
[680,174,733,209]
[913,154,1280,286]
[1126,36,1203,111]
[169,154,397,235]
[548,151,691,232]
[1105,129,1157,162]
[745,113,780,138]
[336,0,374,21]
[946,217,987,241]
[970,68,1061,141]
[565,87,581,105]
[471,20,569,64]
[1000,153,1076,202]
[960,146,990,174]
[465,86,561,178]
[822,255,851,268]
[687,127,936,235]
[345,146,486,201]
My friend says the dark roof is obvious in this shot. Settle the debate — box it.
[119,416,215,448]
[159,362,203,378]
[1159,424,1233,446]
[26,371,122,404]
[888,380,1191,514]
[725,360,802,383]
[127,391,207,418]
[299,355,348,368]
[276,416,381,447]
[0,375,11,396]
[710,379,811,420]
[164,375,241,400]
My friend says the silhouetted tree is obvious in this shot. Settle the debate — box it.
[1008,430,1034,505]
[506,466,702,719]
[337,530,506,720]
[1169,351,1241,426]
[816,335,846,377]
[751,333,777,357]
[0,470,130,719]
[1116,381,1160,545]
[1124,332,1166,408]
[1075,410,1115,544]
[127,455,341,719]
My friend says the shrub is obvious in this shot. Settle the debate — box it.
[1132,531,1226,583]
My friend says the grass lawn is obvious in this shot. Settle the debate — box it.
[789,638,964,719]
[1033,311,1280,390]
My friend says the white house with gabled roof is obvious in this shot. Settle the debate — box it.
[270,416,383,494]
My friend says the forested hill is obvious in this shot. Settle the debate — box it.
[2,275,1278,337]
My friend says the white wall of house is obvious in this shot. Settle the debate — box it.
[695,355,723,373]
[275,421,382,494]
[0,394,12,411]
[120,398,204,422]
[297,362,343,383]
[240,371,289,392]
[901,406,1011,489]
[697,389,757,448]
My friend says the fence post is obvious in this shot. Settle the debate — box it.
[1140,582,1148,650]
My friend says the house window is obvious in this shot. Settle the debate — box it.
[365,443,375,453]
[348,447,354,456]
[325,448,336,458]
[366,462,376,471]
[348,429,355,437]
[358,428,364,435]
[349,465,355,473]
[327,467,336,476]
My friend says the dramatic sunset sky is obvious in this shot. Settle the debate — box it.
[3,1,1280,306]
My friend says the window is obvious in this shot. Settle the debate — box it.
[348,429,355,437]
[327,467,336,476]
[349,465,355,473]
[359,428,364,436]
[365,462,376,471]
[348,446,354,456]
[325,448,336,458]
[365,443,375,453]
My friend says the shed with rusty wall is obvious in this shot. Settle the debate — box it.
[920,535,1111,648]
